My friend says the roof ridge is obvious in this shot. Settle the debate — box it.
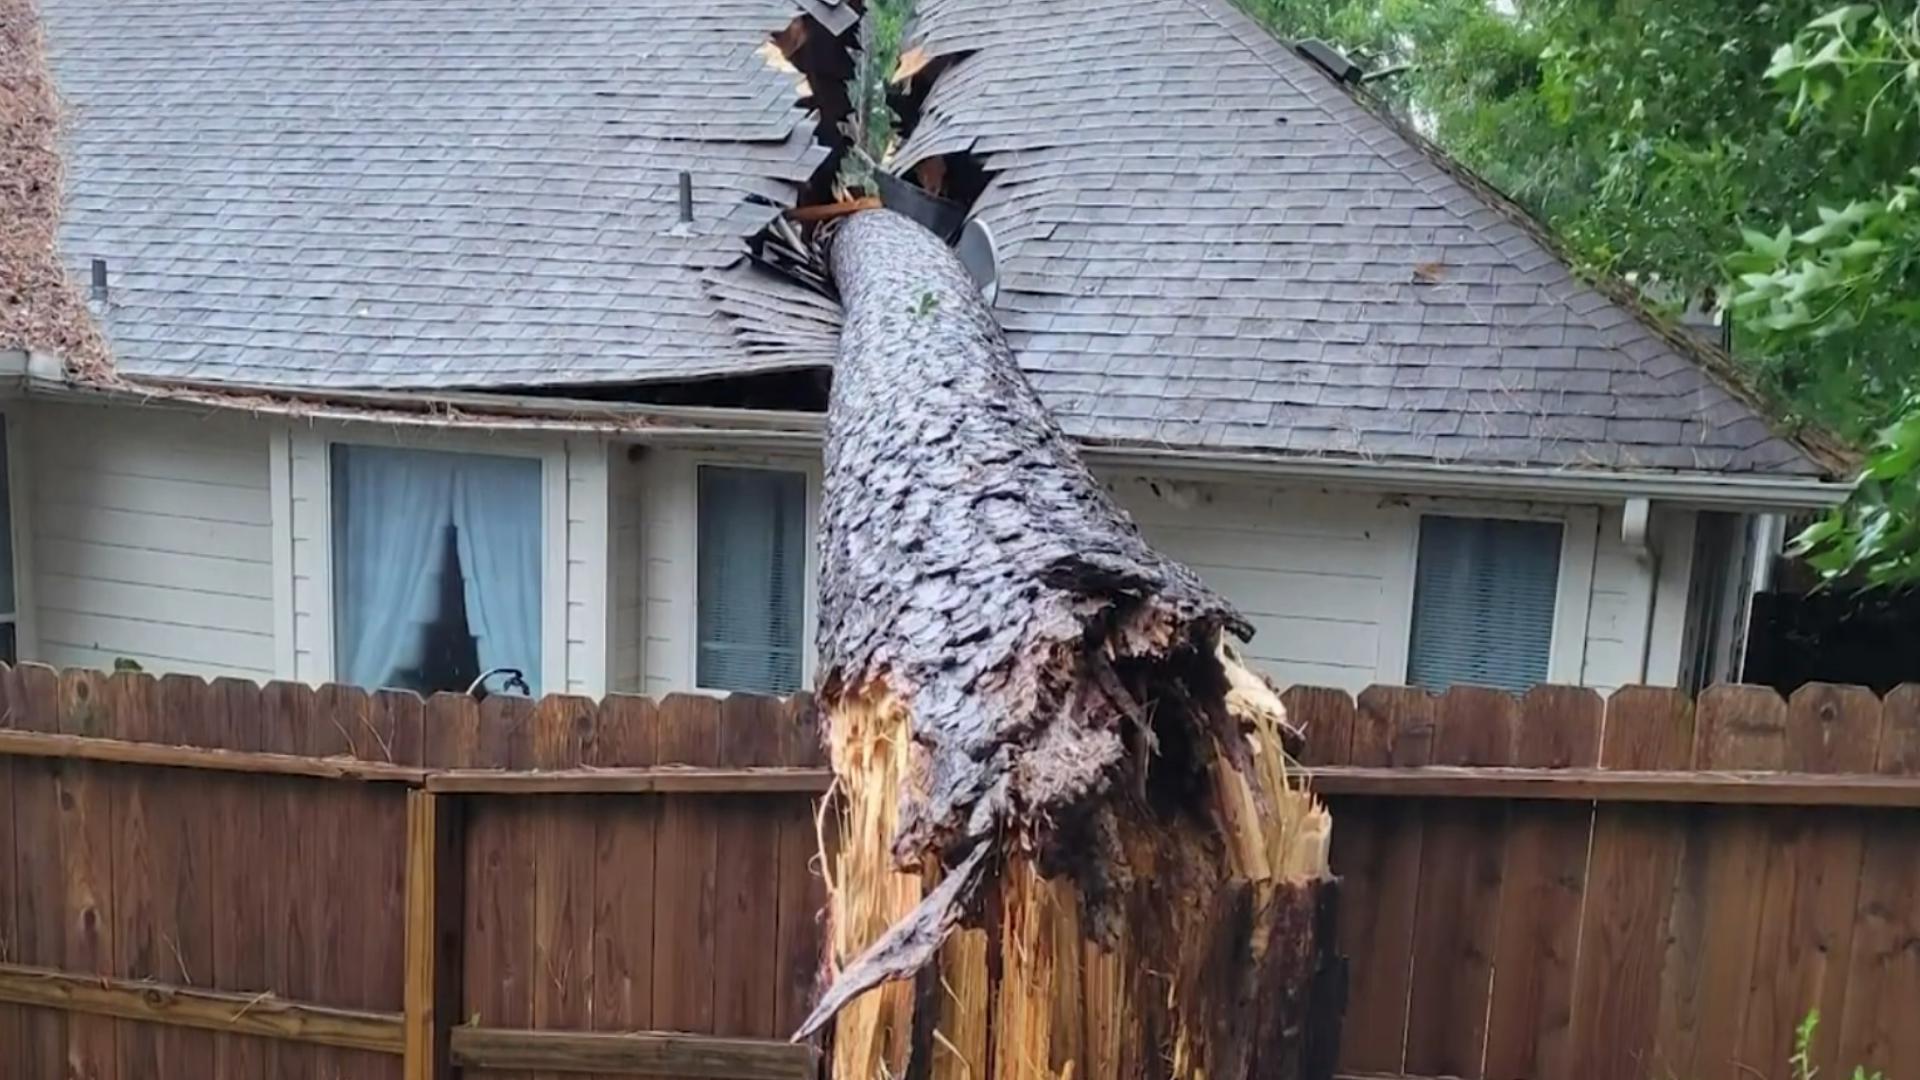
[1179,0,1855,477]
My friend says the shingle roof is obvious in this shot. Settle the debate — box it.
[40,0,1843,476]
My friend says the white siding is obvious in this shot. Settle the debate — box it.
[1108,476,1411,691]
[607,445,646,693]
[25,403,276,680]
[563,439,610,697]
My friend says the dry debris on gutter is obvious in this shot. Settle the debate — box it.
[0,0,111,382]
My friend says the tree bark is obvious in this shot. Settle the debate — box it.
[803,209,1340,1079]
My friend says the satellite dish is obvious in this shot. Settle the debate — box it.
[955,217,999,306]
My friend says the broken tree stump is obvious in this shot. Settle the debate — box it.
[800,209,1341,1079]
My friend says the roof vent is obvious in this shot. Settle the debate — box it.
[1295,39,1363,83]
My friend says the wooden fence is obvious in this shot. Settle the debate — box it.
[0,665,828,1080]
[0,665,1915,1080]
[1295,682,1920,1080]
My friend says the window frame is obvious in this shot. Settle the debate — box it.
[300,427,566,696]
[0,404,35,665]
[1382,500,1597,688]
[681,449,821,698]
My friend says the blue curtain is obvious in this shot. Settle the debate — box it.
[453,455,544,695]
[332,446,542,694]
[696,466,805,694]
[333,447,457,689]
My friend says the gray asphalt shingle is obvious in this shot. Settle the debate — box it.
[40,0,1837,475]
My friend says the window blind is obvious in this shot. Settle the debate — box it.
[696,466,807,694]
[1407,516,1562,693]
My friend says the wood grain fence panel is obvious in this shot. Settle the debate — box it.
[1285,686,1357,768]
[258,680,320,1080]
[3,665,66,1078]
[1483,685,1601,1080]
[208,676,276,1078]
[1735,684,1878,1078]
[1836,684,1920,1076]
[1331,685,1434,1075]
[59,669,120,1080]
[1684,686,1791,1080]
[1403,686,1518,1079]
[714,695,788,1041]
[466,693,538,1044]
[772,695,827,1039]
[0,667,23,1073]
[531,695,597,1080]
[652,695,723,1045]
[1566,686,1694,1080]
[589,694,661,1080]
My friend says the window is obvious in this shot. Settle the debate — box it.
[0,415,15,664]
[1408,516,1562,693]
[696,465,806,694]
[332,445,542,696]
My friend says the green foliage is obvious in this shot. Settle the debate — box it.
[1787,1009,1886,1080]
[1237,0,1920,585]
[839,0,915,193]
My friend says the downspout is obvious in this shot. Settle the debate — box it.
[1623,498,1664,683]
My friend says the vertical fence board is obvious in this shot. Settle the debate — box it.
[259,681,316,1080]
[532,695,596,1080]
[590,694,660,1046]
[652,695,722,1039]
[5,666,67,1078]
[467,694,538,1045]
[209,676,275,1078]
[713,695,787,1040]
[0,667,23,1072]
[59,669,121,1080]
[1403,686,1519,1079]
[773,695,828,1039]
[1686,686,1790,1080]
[1483,685,1602,1080]
[1332,686,1434,1074]
[590,694,660,1080]
[1836,685,1920,1075]
[1285,686,1356,768]
[1567,686,1694,1080]
[1735,685,1878,1078]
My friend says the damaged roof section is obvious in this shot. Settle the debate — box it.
[37,0,1847,477]
[37,0,825,389]
[889,0,1844,476]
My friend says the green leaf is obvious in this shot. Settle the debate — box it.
[1807,4,1874,31]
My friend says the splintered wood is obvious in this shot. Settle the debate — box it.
[804,209,1338,1079]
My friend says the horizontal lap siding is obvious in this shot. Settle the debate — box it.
[27,404,276,680]
[1109,476,1403,692]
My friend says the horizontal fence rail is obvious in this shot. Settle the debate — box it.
[0,664,1916,1080]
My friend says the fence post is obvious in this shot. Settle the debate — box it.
[404,790,465,1080]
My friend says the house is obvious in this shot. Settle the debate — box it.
[0,0,1852,703]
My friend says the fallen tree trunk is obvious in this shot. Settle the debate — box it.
[800,209,1341,1079]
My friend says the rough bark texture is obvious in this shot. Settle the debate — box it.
[806,210,1339,1079]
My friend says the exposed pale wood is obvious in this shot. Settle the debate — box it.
[426,765,831,795]
[0,728,427,783]
[448,1026,818,1078]
[1306,765,1920,806]
[0,962,404,1053]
